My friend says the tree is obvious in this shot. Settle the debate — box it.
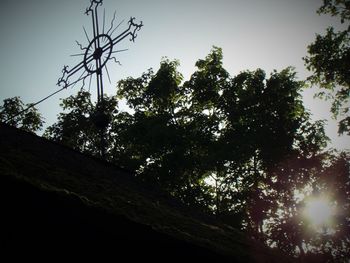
[258,133,350,262]
[304,0,350,135]
[0,96,44,134]
[45,48,347,261]
[218,79,332,258]
[44,91,118,157]
[115,57,216,208]
[313,151,350,262]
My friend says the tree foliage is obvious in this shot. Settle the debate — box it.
[44,91,118,157]
[0,97,43,133]
[44,47,350,261]
[304,0,350,135]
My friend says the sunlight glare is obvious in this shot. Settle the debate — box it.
[303,196,335,227]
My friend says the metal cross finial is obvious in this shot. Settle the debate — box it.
[57,0,143,157]
[58,0,143,93]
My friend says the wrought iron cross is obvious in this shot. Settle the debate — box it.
[57,0,143,157]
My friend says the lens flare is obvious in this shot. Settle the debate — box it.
[303,196,335,228]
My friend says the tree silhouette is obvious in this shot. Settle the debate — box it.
[304,0,350,135]
[43,46,349,261]
[44,91,118,157]
[0,97,43,133]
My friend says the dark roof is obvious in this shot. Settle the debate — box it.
[0,123,294,262]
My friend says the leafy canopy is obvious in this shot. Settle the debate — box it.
[43,46,349,261]
[0,97,44,134]
[304,0,350,135]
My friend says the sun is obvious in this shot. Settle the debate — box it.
[303,196,335,228]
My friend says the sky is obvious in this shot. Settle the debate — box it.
[0,0,349,150]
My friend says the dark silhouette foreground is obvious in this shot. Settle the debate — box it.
[0,123,293,262]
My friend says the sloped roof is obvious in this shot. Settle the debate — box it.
[0,123,294,262]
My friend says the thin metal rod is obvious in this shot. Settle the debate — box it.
[111,49,128,54]
[88,73,93,93]
[70,53,85,57]
[4,86,66,124]
[91,9,98,51]
[110,19,125,36]
[95,5,100,47]
[105,64,112,84]
[83,26,90,43]
[70,69,88,90]
[102,9,106,34]
[98,59,104,101]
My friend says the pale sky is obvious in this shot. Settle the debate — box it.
[0,0,349,150]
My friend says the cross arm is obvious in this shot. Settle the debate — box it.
[101,17,143,53]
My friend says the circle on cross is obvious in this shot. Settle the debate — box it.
[83,34,113,74]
